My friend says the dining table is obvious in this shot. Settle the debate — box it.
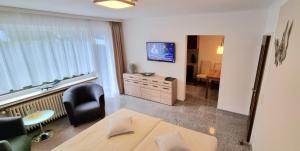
[205,71,221,99]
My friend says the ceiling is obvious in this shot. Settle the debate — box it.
[0,0,275,20]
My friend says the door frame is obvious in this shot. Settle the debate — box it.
[184,35,225,100]
[247,35,271,142]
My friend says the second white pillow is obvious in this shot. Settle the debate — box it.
[155,132,191,151]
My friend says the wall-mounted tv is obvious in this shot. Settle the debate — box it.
[146,42,176,63]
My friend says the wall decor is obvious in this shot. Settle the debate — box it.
[274,20,294,67]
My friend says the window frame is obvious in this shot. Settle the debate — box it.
[0,73,97,108]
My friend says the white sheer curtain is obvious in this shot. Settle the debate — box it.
[0,11,119,97]
[89,21,119,97]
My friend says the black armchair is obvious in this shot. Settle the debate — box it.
[63,83,105,126]
[0,117,31,151]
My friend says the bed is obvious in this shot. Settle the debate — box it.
[52,109,217,151]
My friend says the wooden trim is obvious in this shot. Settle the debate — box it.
[0,76,97,109]
[247,35,271,142]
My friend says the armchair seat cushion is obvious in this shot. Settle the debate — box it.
[75,101,100,116]
[7,135,31,151]
[72,101,102,124]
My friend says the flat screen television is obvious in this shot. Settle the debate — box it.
[146,42,176,63]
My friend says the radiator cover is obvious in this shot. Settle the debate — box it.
[3,91,67,130]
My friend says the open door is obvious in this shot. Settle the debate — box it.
[247,35,271,142]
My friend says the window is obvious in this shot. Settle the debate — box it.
[0,13,97,96]
[0,11,119,99]
[0,29,95,95]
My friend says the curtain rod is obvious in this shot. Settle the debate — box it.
[0,5,123,22]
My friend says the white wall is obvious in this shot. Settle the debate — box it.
[264,0,288,34]
[123,10,268,115]
[251,0,300,150]
[198,35,223,72]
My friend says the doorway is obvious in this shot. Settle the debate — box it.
[247,35,271,142]
[185,35,225,106]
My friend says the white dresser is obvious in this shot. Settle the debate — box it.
[123,73,177,105]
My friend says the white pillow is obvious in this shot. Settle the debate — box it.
[107,115,134,138]
[155,132,191,151]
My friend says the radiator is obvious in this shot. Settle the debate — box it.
[4,91,67,130]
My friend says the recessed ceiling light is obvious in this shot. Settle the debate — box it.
[94,0,136,9]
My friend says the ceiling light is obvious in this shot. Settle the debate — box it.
[94,0,136,9]
[217,37,224,55]
[217,45,224,55]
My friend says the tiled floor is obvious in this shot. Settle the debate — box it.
[31,84,251,151]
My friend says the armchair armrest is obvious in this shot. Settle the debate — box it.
[91,84,104,104]
[0,117,26,140]
[63,92,76,109]
[0,140,12,151]
[63,91,76,125]
[92,85,105,114]
[98,94,105,110]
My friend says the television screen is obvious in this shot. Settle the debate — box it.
[146,42,175,63]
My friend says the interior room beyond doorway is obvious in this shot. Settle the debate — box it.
[186,35,225,107]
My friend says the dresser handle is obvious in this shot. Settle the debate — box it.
[152,80,158,82]
[153,85,158,88]
[163,88,169,90]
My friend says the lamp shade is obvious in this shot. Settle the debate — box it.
[94,0,135,9]
[217,45,224,55]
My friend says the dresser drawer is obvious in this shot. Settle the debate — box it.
[151,95,161,103]
[124,84,131,95]
[141,87,160,96]
[131,87,141,97]
[141,83,161,91]
[150,79,161,85]
[140,82,151,88]
[141,88,160,102]
[160,86,172,93]
[140,77,150,82]
[124,79,132,86]
[124,79,140,86]
[141,92,152,100]
[149,84,161,91]
[132,81,140,86]
[160,81,172,87]
[124,84,141,97]
[124,79,133,83]
[123,74,139,80]
[160,94,172,105]
[161,93,172,99]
